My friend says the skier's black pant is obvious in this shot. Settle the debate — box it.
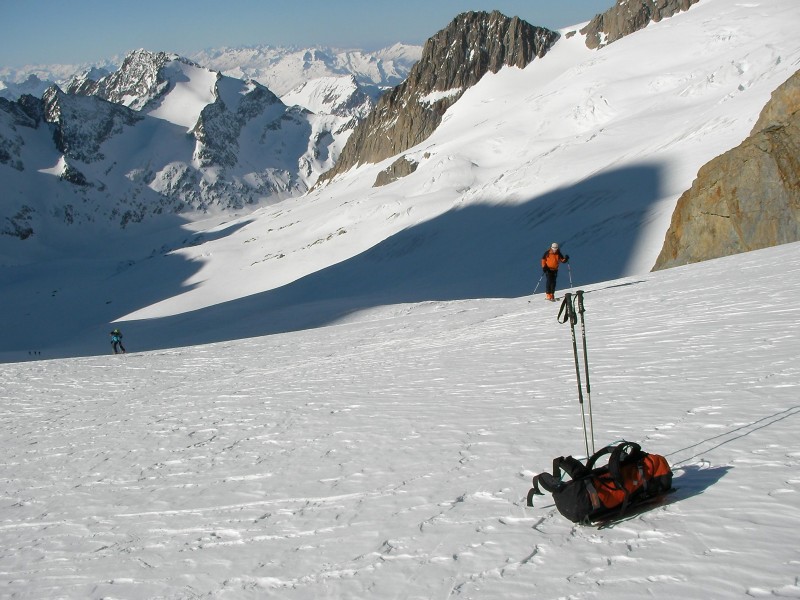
[545,269,558,295]
[112,341,126,354]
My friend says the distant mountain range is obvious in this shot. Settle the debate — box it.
[0,44,422,101]
[0,45,421,238]
[189,43,423,96]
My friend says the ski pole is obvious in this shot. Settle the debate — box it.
[567,263,574,292]
[575,290,595,454]
[558,293,590,458]
[533,273,544,295]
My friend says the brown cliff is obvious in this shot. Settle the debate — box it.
[653,70,800,270]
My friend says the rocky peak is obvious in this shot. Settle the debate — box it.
[192,79,284,168]
[42,85,142,163]
[411,10,557,91]
[581,0,700,49]
[72,49,193,111]
[317,11,559,186]
[0,94,44,129]
[64,66,112,96]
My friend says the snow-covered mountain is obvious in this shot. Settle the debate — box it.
[0,60,118,100]
[190,43,422,96]
[0,73,55,101]
[0,43,421,237]
[0,49,363,238]
[0,44,421,101]
[281,75,376,120]
[1,0,799,363]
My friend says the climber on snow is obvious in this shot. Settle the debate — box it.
[110,329,126,354]
[541,242,569,301]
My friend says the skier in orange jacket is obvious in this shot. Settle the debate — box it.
[541,242,569,301]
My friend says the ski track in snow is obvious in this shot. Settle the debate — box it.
[2,243,800,599]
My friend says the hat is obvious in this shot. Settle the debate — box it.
[551,242,559,250]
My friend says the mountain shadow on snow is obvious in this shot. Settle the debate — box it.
[113,164,663,354]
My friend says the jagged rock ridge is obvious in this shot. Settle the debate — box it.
[66,50,186,111]
[653,69,800,270]
[43,87,143,163]
[318,11,559,187]
[581,0,700,49]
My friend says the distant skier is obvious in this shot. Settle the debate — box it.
[541,242,569,301]
[110,329,126,354]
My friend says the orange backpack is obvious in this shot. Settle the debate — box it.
[527,441,673,524]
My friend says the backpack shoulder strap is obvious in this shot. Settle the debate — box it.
[553,455,591,480]
[585,444,616,470]
[608,442,644,481]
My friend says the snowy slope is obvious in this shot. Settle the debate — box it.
[1,241,799,599]
[281,75,375,118]
[144,60,218,130]
[1,0,799,365]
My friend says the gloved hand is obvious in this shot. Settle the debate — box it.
[542,267,549,274]
[564,255,570,262]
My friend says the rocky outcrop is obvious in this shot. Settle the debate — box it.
[374,156,419,187]
[653,70,800,270]
[317,11,559,186]
[0,95,43,171]
[581,0,700,49]
[192,80,284,168]
[42,86,143,163]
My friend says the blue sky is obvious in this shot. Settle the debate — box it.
[1,0,615,68]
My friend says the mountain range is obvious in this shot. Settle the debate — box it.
[0,44,422,101]
[0,44,421,240]
[0,0,799,361]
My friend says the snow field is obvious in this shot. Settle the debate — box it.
[1,242,799,598]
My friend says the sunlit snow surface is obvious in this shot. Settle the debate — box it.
[1,242,799,599]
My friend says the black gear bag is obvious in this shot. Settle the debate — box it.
[526,441,673,524]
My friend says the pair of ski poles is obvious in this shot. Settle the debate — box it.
[557,290,595,458]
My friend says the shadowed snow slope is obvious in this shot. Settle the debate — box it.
[1,241,799,598]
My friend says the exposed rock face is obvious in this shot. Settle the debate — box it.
[653,70,800,270]
[581,0,700,49]
[374,156,419,187]
[317,11,559,186]
[42,86,143,163]
[0,95,42,171]
[192,81,284,168]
